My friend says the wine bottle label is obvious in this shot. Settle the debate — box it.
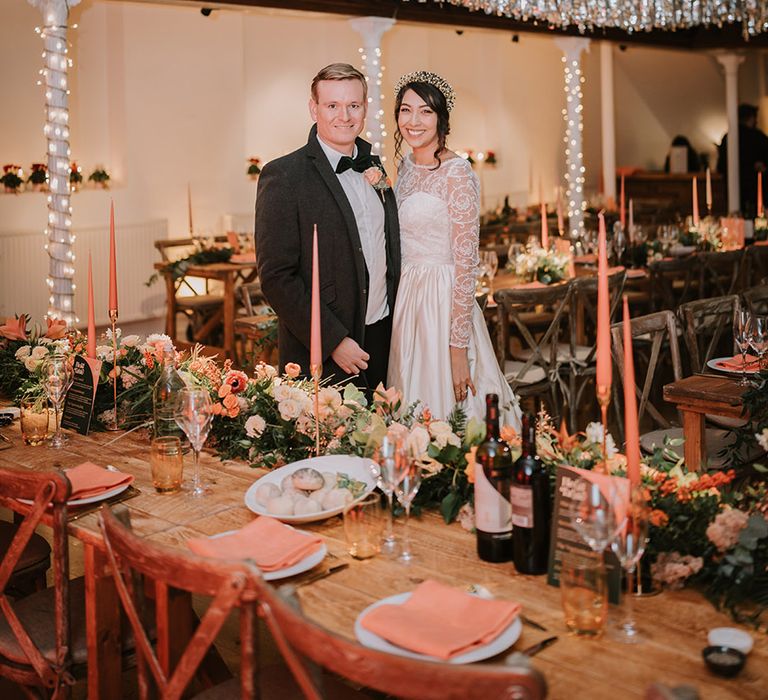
[474,463,512,533]
[511,485,534,528]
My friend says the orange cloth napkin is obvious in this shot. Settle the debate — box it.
[231,252,256,264]
[574,254,596,264]
[625,268,647,279]
[186,516,323,571]
[715,354,760,371]
[66,462,134,500]
[359,580,521,660]
[513,281,547,289]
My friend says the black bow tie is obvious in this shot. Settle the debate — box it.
[335,153,375,175]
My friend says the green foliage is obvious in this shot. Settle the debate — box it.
[146,247,234,286]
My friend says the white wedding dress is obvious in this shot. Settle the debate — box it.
[388,154,521,428]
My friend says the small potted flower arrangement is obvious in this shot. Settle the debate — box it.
[88,166,110,189]
[755,214,768,242]
[509,245,570,285]
[247,158,261,180]
[484,150,497,166]
[27,163,48,191]
[69,162,83,191]
[1,165,23,193]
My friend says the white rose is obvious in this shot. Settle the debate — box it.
[254,363,278,380]
[429,421,453,438]
[121,334,140,348]
[31,345,49,360]
[273,384,292,402]
[245,414,266,438]
[433,431,461,449]
[96,345,114,362]
[24,357,40,372]
[406,426,430,458]
[15,346,31,360]
[52,339,71,354]
[146,333,172,345]
[756,428,768,453]
[278,398,302,421]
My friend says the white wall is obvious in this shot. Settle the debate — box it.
[0,0,764,320]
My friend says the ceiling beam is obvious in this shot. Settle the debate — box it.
[176,0,768,49]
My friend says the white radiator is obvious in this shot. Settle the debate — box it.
[0,219,168,327]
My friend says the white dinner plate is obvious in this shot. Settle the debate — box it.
[17,481,131,507]
[669,245,696,257]
[244,455,377,523]
[706,356,760,376]
[354,592,523,665]
[209,528,327,581]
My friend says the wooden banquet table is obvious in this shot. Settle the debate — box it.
[155,259,258,359]
[0,427,766,699]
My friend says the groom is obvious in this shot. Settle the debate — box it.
[255,63,400,392]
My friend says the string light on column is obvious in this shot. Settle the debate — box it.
[556,37,589,240]
[29,0,81,325]
[349,17,395,163]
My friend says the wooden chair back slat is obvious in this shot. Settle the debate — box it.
[743,283,768,316]
[99,506,259,700]
[649,257,699,311]
[678,295,740,374]
[611,310,683,437]
[256,580,547,700]
[698,249,744,298]
[744,244,768,287]
[0,467,72,692]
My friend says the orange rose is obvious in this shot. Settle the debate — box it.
[222,393,239,410]
[649,509,669,527]
[284,362,301,378]
[465,445,478,484]
[218,383,232,398]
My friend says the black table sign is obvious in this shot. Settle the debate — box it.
[547,465,623,604]
[61,356,102,435]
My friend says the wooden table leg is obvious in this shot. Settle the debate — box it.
[223,272,235,360]
[681,408,706,472]
[85,544,122,700]
[164,273,178,343]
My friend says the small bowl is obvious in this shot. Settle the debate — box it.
[702,646,746,678]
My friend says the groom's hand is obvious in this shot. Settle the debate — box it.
[332,338,370,375]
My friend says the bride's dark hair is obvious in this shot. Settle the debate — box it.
[394,82,451,170]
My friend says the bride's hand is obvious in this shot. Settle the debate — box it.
[450,346,476,403]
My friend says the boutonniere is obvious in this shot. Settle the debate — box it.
[363,165,391,192]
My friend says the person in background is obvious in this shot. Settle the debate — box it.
[717,103,768,217]
[663,135,701,173]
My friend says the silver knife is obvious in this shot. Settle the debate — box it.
[521,636,558,657]
[296,562,349,587]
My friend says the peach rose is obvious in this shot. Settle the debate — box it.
[284,362,301,378]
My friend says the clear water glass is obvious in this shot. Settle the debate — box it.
[43,354,74,449]
[749,315,768,370]
[610,487,650,644]
[480,250,499,278]
[393,445,422,564]
[733,308,754,386]
[568,479,625,553]
[373,435,400,556]
[174,388,213,497]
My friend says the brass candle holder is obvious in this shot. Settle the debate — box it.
[596,383,611,473]
[105,308,120,431]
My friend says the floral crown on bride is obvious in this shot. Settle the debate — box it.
[394,71,456,112]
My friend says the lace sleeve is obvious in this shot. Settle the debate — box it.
[446,161,480,348]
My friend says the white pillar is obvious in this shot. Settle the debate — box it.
[600,42,617,203]
[716,52,745,214]
[555,36,590,239]
[349,17,395,160]
[28,0,81,325]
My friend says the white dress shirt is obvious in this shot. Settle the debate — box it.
[317,136,389,325]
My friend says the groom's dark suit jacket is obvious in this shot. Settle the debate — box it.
[255,125,400,382]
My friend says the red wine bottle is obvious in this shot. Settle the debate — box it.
[474,394,513,563]
[512,413,551,574]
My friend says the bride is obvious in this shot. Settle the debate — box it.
[387,71,521,427]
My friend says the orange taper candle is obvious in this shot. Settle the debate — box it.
[622,295,641,487]
[540,201,549,250]
[187,183,194,235]
[310,224,322,374]
[108,201,118,314]
[706,167,712,212]
[619,174,625,230]
[87,252,96,360]
[692,176,700,226]
[758,172,763,218]
[596,212,611,394]
[556,186,564,236]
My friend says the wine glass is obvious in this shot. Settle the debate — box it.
[749,314,768,371]
[613,226,626,265]
[507,242,524,264]
[393,443,423,564]
[372,435,400,556]
[568,478,626,553]
[610,486,650,643]
[174,388,213,497]
[480,250,499,279]
[43,354,74,449]
[733,308,754,386]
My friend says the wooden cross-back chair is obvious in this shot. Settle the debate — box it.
[648,256,699,311]
[99,506,259,700]
[697,249,745,298]
[744,244,768,287]
[743,283,768,315]
[494,281,574,420]
[235,283,277,370]
[677,295,740,375]
[0,467,74,695]
[610,310,683,440]
[255,577,547,700]
[563,269,626,429]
